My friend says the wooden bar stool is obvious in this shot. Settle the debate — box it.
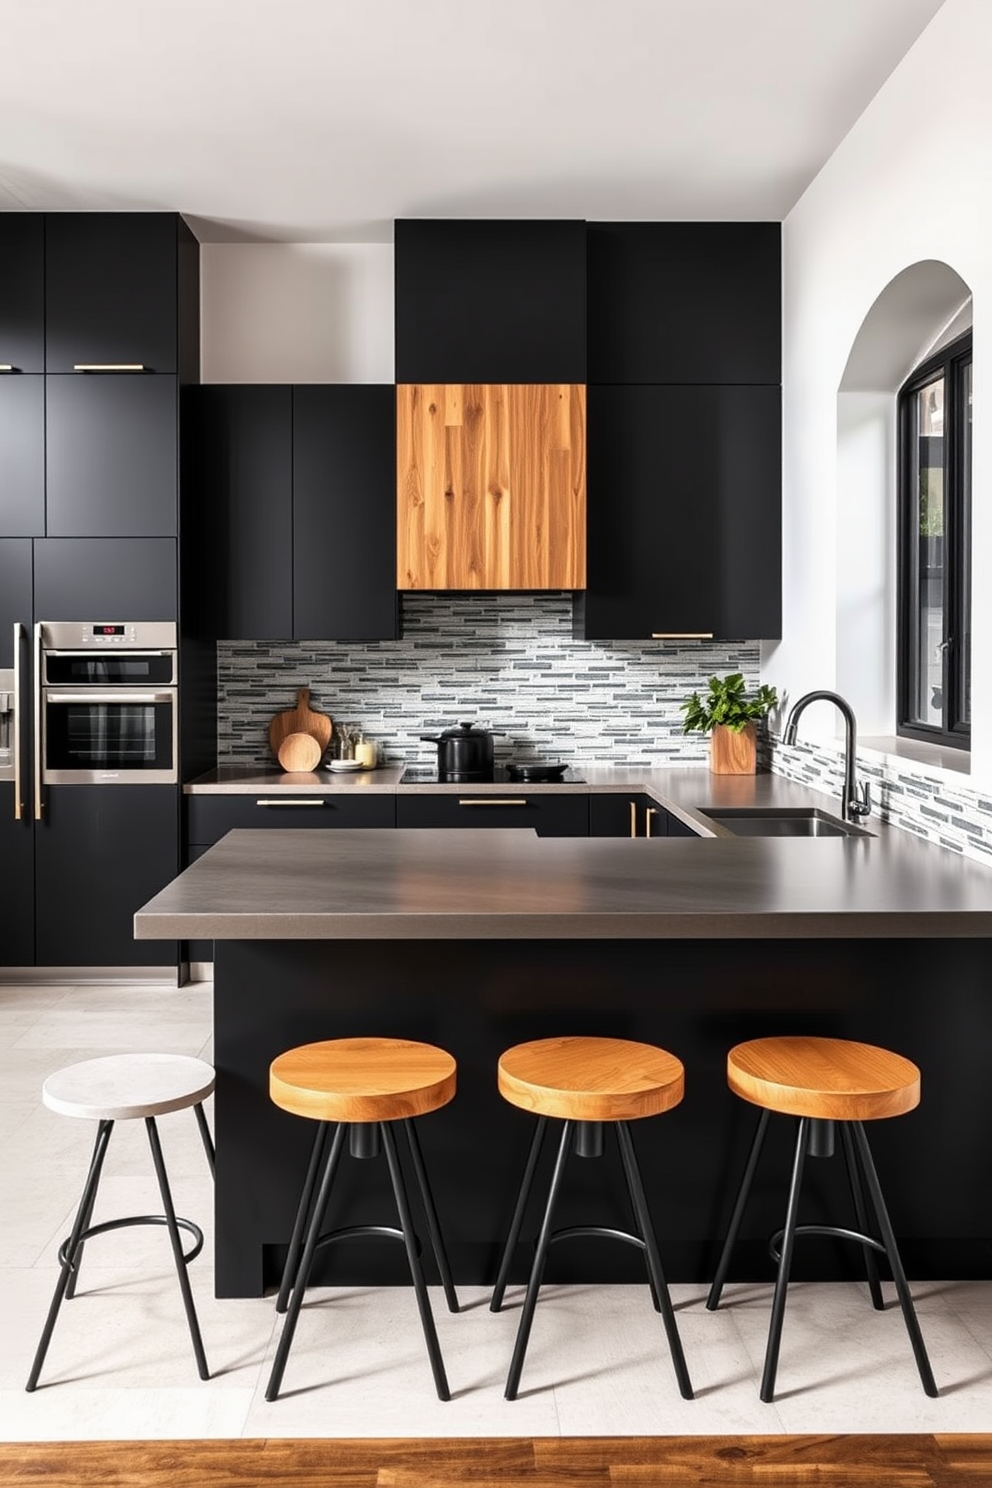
[491,1035,693,1401]
[706,1035,937,1402]
[265,1036,459,1403]
[26,1053,215,1391]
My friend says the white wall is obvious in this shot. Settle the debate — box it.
[773,0,992,778]
[200,243,394,383]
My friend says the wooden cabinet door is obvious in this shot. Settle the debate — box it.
[293,385,398,640]
[45,214,179,374]
[579,383,780,640]
[46,375,178,536]
[0,375,44,536]
[394,219,586,383]
[0,215,44,372]
[397,383,586,590]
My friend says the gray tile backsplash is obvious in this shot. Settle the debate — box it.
[217,592,760,770]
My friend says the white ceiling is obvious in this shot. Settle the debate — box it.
[0,0,945,243]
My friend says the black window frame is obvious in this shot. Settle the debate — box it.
[897,330,972,751]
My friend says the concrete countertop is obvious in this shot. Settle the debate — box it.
[138,764,992,940]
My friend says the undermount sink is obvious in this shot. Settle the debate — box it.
[699,807,874,839]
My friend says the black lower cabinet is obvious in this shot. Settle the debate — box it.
[590,794,699,838]
[396,792,589,836]
[0,803,34,967]
[35,786,178,968]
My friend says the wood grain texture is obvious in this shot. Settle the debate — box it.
[0,1436,982,1487]
[268,687,333,761]
[498,1035,684,1122]
[269,1036,457,1123]
[727,1036,921,1122]
[710,723,757,774]
[276,732,322,772]
[397,383,586,590]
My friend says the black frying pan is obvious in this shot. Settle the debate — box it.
[504,761,569,782]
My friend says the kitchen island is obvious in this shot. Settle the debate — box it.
[136,785,992,1297]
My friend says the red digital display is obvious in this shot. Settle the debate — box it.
[93,625,125,636]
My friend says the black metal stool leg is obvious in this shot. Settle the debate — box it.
[403,1118,459,1314]
[381,1121,450,1402]
[65,1120,113,1301]
[840,1122,884,1311]
[759,1116,808,1403]
[26,1118,114,1391]
[504,1120,572,1401]
[266,1120,347,1402]
[193,1101,215,1179]
[145,1116,209,1381]
[275,1122,332,1314]
[491,1116,548,1312]
[707,1108,771,1312]
[852,1122,938,1397]
[616,1122,694,1400]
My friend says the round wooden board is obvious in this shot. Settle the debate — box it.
[277,731,322,772]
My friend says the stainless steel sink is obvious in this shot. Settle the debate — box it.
[698,807,873,838]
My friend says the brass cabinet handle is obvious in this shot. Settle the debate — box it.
[255,799,325,807]
[458,798,529,807]
[72,363,146,373]
[0,364,14,372]
[629,800,637,838]
[651,632,714,639]
[645,807,658,837]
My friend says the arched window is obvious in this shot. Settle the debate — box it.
[897,331,972,748]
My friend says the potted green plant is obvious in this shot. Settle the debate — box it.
[679,673,778,774]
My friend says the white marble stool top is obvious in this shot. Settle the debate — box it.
[42,1054,216,1121]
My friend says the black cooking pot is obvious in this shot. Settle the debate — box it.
[419,721,503,781]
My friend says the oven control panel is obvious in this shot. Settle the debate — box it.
[40,621,177,651]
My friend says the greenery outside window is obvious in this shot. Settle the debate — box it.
[897,331,972,749]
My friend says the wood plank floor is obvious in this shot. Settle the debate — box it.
[1,1436,991,1487]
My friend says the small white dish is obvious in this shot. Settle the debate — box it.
[328,759,365,772]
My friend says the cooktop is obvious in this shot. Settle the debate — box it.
[399,766,586,785]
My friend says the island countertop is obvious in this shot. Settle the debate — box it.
[135,800,992,942]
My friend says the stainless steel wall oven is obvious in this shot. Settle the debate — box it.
[39,621,178,787]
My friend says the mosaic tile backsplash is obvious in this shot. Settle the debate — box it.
[217,593,760,770]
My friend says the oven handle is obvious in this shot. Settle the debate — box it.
[44,691,176,705]
[33,622,43,820]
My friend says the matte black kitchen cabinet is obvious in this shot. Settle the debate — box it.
[0,543,33,966]
[34,786,178,968]
[34,539,178,621]
[187,793,396,845]
[0,214,44,372]
[576,383,781,641]
[294,385,398,640]
[45,213,196,375]
[588,793,698,838]
[194,385,397,641]
[0,376,44,535]
[396,792,589,836]
[45,375,179,536]
[586,222,781,385]
[394,219,587,383]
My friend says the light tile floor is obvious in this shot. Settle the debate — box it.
[2,981,992,1440]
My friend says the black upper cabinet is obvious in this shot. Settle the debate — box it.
[394,219,586,383]
[194,385,397,642]
[193,386,293,639]
[578,383,781,640]
[46,376,178,537]
[0,540,33,663]
[0,376,45,536]
[45,214,183,374]
[294,385,397,641]
[586,222,781,385]
[34,538,178,621]
[0,216,44,372]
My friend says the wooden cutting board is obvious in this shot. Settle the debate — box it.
[277,731,322,772]
[268,687,333,761]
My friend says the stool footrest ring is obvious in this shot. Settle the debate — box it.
[768,1223,886,1267]
[58,1215,205,1271]
[310,1223,416,1255]
[549,1224,647,1252]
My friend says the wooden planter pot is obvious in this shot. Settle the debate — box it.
[710,722,756,774]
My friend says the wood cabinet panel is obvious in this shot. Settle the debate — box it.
[397,383,586,590]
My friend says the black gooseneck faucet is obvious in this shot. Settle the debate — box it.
[782,690,872,824]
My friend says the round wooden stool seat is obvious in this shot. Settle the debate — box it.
[269,1037,457,1124]
[42,1054,216,1122]
[498,1035,684,1123]
[726,1036,920,1122]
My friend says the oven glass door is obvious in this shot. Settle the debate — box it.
[43,690,177,783]
[43,651,177,686]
